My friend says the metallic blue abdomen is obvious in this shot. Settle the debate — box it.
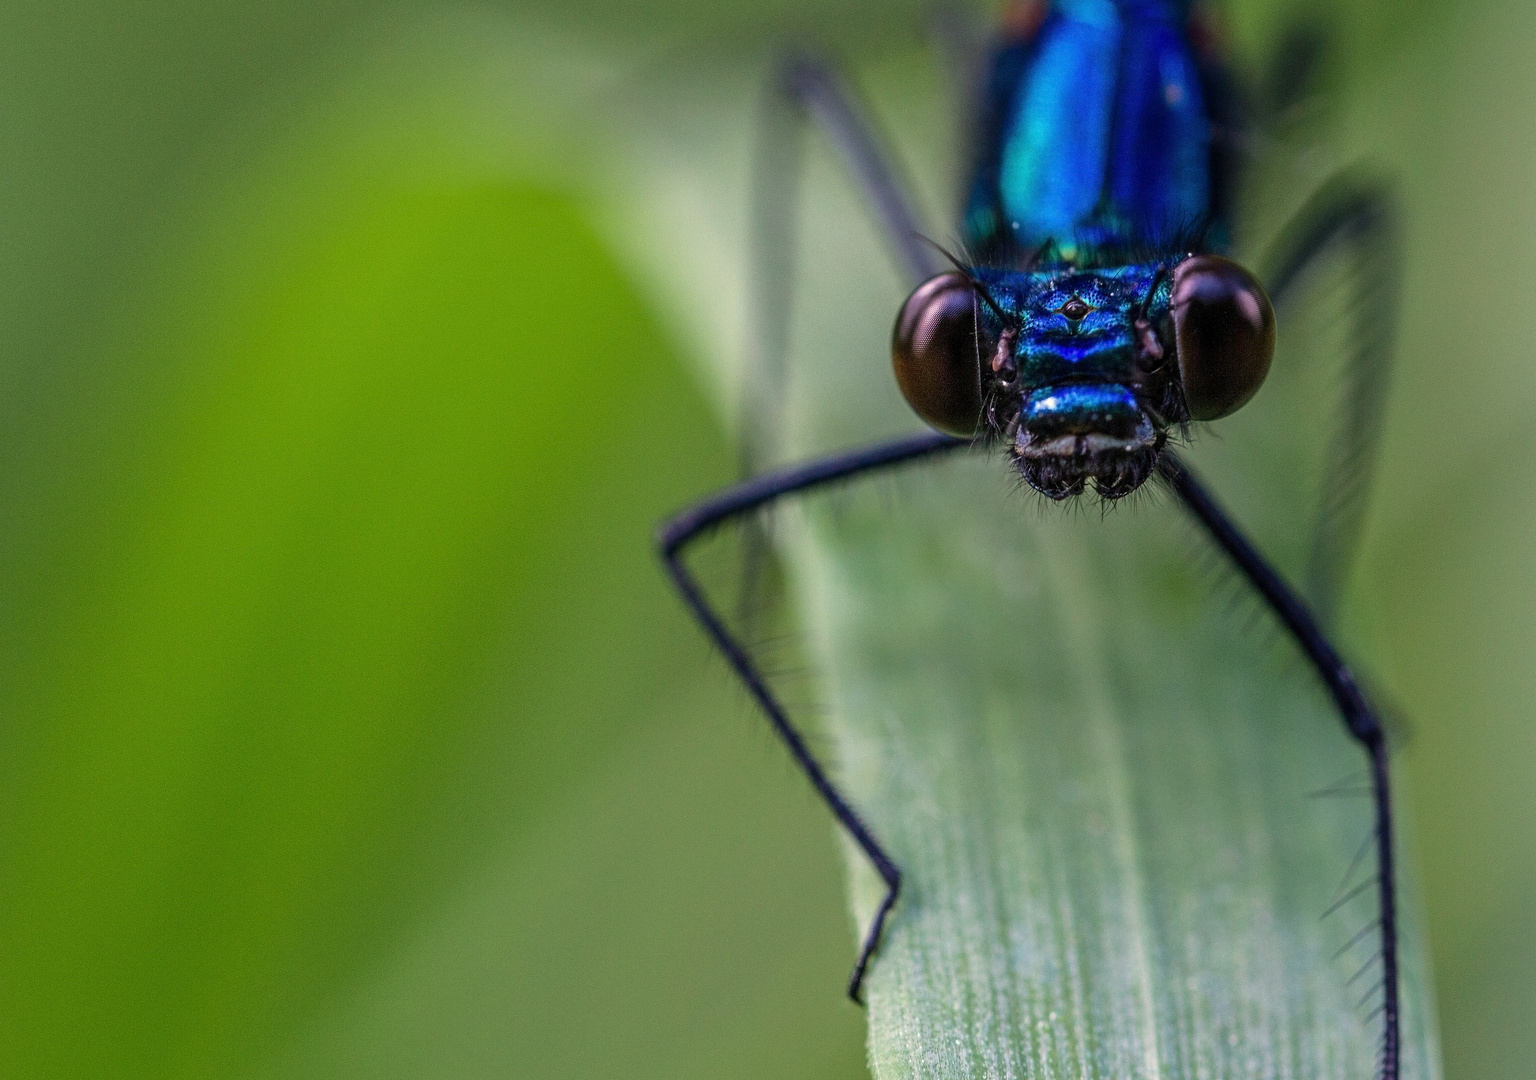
[964,0,1224,261]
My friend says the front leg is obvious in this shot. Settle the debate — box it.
[658,430,965,1002]
[1160,452,1399,1080]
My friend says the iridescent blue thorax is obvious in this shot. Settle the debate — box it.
[964,0,1228,261]
[957,0,1237,497]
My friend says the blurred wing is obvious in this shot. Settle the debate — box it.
[1185,166,1399,630]
[1263,173,1400,626]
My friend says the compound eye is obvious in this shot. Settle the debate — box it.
[1172,254,1276,420]
[892,272,982,437]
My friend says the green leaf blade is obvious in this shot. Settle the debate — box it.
[788,455,1439,1079]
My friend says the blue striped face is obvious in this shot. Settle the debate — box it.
[976,259,1183,499]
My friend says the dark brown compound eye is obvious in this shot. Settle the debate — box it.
[892,272,983,437]
[1171,254,1276,420]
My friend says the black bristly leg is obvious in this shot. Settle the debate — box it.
[1159,451,1399,1080]
[659,430,966,1004]
[1261,175,1400,626]
[713,51,959,1003]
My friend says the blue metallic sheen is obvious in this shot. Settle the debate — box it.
[992,11,1119,248]
[1022,383,1144,431]
[948,0,1246,498]
[965,0,1216,260]
[975,262,1176,390]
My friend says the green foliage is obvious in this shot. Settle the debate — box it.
[787,459,1437,1078]
[745,47,1439,1064]
[1,3,1535,1079]
[0,46,868,1077]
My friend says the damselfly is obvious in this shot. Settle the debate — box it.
[660,2,1413,1076]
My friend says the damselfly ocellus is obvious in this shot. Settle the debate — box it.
[660,3,1415,1076]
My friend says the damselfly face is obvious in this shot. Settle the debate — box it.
[893,255,1276,500]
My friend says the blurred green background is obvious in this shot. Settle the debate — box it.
[0,2,1530,1078]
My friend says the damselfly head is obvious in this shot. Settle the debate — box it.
[891,255,1274,500]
